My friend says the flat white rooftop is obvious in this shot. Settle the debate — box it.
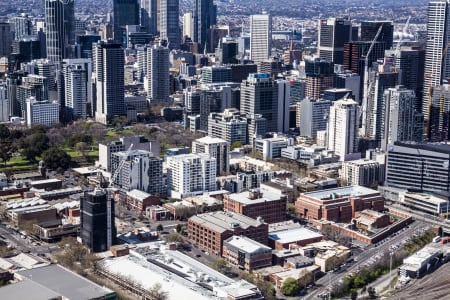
[268,227,323,244]
[303,185,379,200]
[224,236,271,254]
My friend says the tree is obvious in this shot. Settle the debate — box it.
[41,147,71,171]
[212,258,231,274]
[239,272,276,300]
[89,123,107,142]
[75,142,88,157]
[231,141,242,150]
[176,224,182,233]
[351,290,358,300]
[21,133,49,162]
[163,232,184,244]
[281,277,301,296]
[367,286,376,299]
[156,224,164,232]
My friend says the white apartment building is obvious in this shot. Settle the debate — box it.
[327,97,360,161]
[26,97,59,127]
[340,159,383,188]
[167,153,216,199]
[192,136,230,176]
[254,136,294,161]
[111,150,163,195]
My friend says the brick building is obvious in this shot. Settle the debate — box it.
[223,188,287,224]
[354,209,390,231]
[188,211,268,255]
[125,189,160,212]
[223,236,272,271]
[295,185,384,223]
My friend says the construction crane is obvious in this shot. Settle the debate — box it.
[110,143,134,189]
[361,23,384,136]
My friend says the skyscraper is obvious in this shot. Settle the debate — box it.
[318,17,352,65]
[147,43,169,103]
[193,0,216,52]
[250,13,272,62]
[13,13,33,40]
[0,22,13,57]
[240,73,283,133]
[80,189,116,252]
[385,47,425,111]
[423,0,450,134]
[140,0,157,35]
[113,0,139,47]
[360,21,394,50]
[183,12,194,39]
[192,136,230,176]
[381,86,422,150]
[61,59,92,119]
[327,97,360,161]
[429,84,450,142]
[93,41,125,124]
[160,0,180,49]
[45,0,75,63]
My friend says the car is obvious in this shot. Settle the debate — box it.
[196,254,201,258]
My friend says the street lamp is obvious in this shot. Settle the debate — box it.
[389,251,394,291]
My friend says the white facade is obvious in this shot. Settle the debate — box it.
[167,153,216,199]
[276,79,291,133]
[381,86,419,151]
[327,98,360,161]
[255,136,294,161]
[183,12,194,39]
[111,150,163,194]
[192,136,230,176]
[250,14,272,62]
[423,0,450,120]
[26,97,59,127]
[340,159,383,187]
[62,59,92,118]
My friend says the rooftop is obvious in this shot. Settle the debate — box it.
[268,227,323,244]
[16,264,115,299]
[127,189,152,200]
[224,236,271,254]
[303,185,379,200]
[228,189,281,205]
[194,136,228,145]
[189,211,266,233]
[0,279,61,300]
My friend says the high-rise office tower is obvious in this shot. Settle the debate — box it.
[13,13,33,40]
[160,0,180,50]
[45,0,75,63]
[199,84,236,131]
[423,0,450,133]
[17,75,49,118]
[0,82,8,122]
[363,59,399,146]
[304,56,334,99]
[193,0,216,52]
[93,41,125,124]
[147,43,169,103]
[215,36,238,65]
[61,59,92,119]
[318,17,352,65]
[381,86,422,150]
[250,13,272,62]
[75,34,100,59]
[0,22,13,57]
[80,189,116,252]
[360,21,394,50]
[183,12,194,39]
[11,37,42,64]
[140,0,157,35]
[240,73,287,133]
[327,97,360,161]
[385,47,425,112]
[299,97,333,140]
[113,0,139,47]
[429,84,450,142]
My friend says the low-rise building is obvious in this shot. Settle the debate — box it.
[340,159,383,188]
[399,243,448,278]
[188,211,268,255]
[223,236,272,271]
[268,227,323,250]
[295,185,385,223]
[126,189,160,212]
[254,136,294,161]
[223,188,287,224]
[354,209,390,231]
